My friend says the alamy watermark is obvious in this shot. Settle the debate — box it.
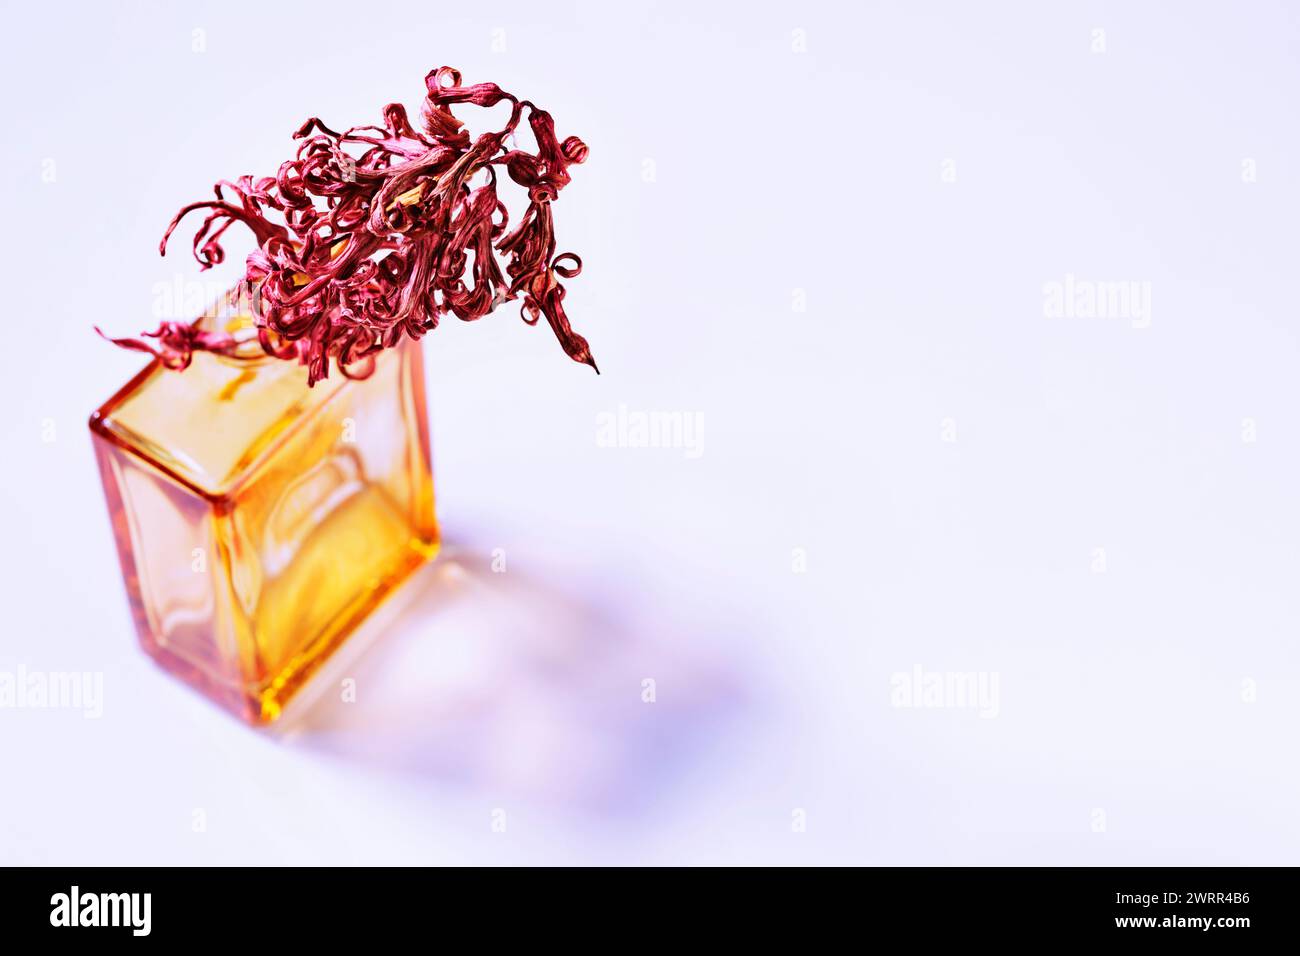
[50,886,150,936]
[890,665,1000,718]
[151,275,240,320]
[1043,274,1151,329]
[596,404,704,459]
[0,666,103,718]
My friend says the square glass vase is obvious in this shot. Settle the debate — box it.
[89,310,438,725]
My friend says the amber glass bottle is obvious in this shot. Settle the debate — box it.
[89,297,438,724]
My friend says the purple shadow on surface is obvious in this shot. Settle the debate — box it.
[276,538,758,819]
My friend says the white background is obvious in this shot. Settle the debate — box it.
[1,0,1298,864]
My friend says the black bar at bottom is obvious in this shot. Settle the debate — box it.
[0,866,1287,941]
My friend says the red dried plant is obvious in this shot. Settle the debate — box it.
[101,67,594,384]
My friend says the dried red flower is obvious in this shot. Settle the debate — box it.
[101,66,594,384]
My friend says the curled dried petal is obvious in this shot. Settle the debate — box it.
[95,323,244,372]
[107,68,594,385]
